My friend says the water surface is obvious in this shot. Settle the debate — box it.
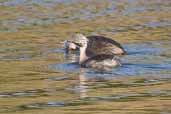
[0,0,171,114]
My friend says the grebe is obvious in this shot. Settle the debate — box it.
[72,34,121,68]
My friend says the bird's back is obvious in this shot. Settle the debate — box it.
[86,35,126,56]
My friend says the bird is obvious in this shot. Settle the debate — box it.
[65,33,126,55]
[68,34,122,68]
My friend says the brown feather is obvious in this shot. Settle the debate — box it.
[85,35,126,56]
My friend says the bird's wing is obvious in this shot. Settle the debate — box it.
[86,36,125,56]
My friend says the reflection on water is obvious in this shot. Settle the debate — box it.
[0,38,170,113]
[123,6,171,15]
[50,62,80,72]
[49,40,171,77]
[44,40,171,108]
[0,0,171,114]
[0,55,32,60]
[17,89,171,109]
[1,0,170,32]
[20,101,66,109]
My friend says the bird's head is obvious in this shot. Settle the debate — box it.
[72,33,88,48]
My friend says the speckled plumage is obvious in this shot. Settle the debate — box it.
[85,35,126,57]
[81,54,121,68]
[65,34,126,56]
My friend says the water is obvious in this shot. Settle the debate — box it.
[50,41,171,77]
[0,0,171,114]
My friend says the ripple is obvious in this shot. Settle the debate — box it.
[80,93,141,102]
[146,90,171,96]
[0,0,90,7]
[144,21,171,28]
[0,91,35,98]
[80,91,171,102]
[0,55,33,60]
[47,76,72,81]
[49,62,80,72]
[20,101,66,109]
[48,49,66,53]
[19,100,93,110]
[15,90,171,111]
[112,21,171,33]
[0,88,63,98]
[0,48,32,54]
[123,6,171,15]
[112,63,171,76]
[0,0,118,32]
[46,40,171,78]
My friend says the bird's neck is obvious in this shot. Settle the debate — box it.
[79,46,88,64]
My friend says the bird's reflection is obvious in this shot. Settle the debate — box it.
[78,69,112,99]
[64,50,114,98]
[79,72,88,98]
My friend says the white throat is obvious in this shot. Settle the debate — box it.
[79,46,88,64]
